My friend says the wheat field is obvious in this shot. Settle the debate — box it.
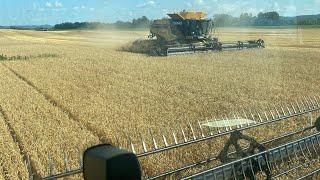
[0,27,319,179]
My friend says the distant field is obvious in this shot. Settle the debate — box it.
[0,28,319,178]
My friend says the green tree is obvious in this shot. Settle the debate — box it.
[213,14,235,26]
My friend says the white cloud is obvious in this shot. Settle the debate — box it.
[195,0,204,5]
[136,1,156,8]
[45,2,52,7]
[45,1,62,9]
[162,9,168,13]
[273,2,280,12]
[184,0,208,12]
[214,1,260,16]
[284,5,296,13]
[55,1,62,8]
[204,5,211,10]
[32,3,37,9]
[246,7,264,15]
[73,5,95,12]
[216,3,240,14]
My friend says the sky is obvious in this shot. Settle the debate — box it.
[0,0,320,26]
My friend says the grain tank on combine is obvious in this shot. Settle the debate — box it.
[149,11,265,56]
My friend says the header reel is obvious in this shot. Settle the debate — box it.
[217,130,272,180]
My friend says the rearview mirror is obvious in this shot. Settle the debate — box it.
[83,144,141,180]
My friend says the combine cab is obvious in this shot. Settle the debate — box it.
[149,11,265,56]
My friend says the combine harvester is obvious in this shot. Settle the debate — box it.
[148,11,265,56]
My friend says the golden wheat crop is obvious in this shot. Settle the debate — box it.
[0,64,100,177]
[0,108,29,179]
[0,27,319,178]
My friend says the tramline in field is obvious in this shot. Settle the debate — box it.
[148,11,265,56]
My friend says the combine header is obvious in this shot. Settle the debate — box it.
[148,11,265,56]
[40,96,320,180]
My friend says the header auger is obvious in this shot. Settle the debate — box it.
[148,11,265,56]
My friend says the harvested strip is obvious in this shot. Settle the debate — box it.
[0,108,29,179]
[0,64,100,177]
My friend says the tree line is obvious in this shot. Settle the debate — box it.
[214,11,320,27]
[53,11,320,30]
[54,16,151,30]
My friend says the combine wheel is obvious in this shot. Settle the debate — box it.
[257,39,265,48]
[190,44,196,53]
[218,42,223,51]
[150,48,159,56]
[211,42,222,51]
[315,116,320,131]
[150,47,165,56]
[237,41,244,49]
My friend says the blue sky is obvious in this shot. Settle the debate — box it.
[0,0,320,25]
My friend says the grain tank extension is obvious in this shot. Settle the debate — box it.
[149,11,265,56]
